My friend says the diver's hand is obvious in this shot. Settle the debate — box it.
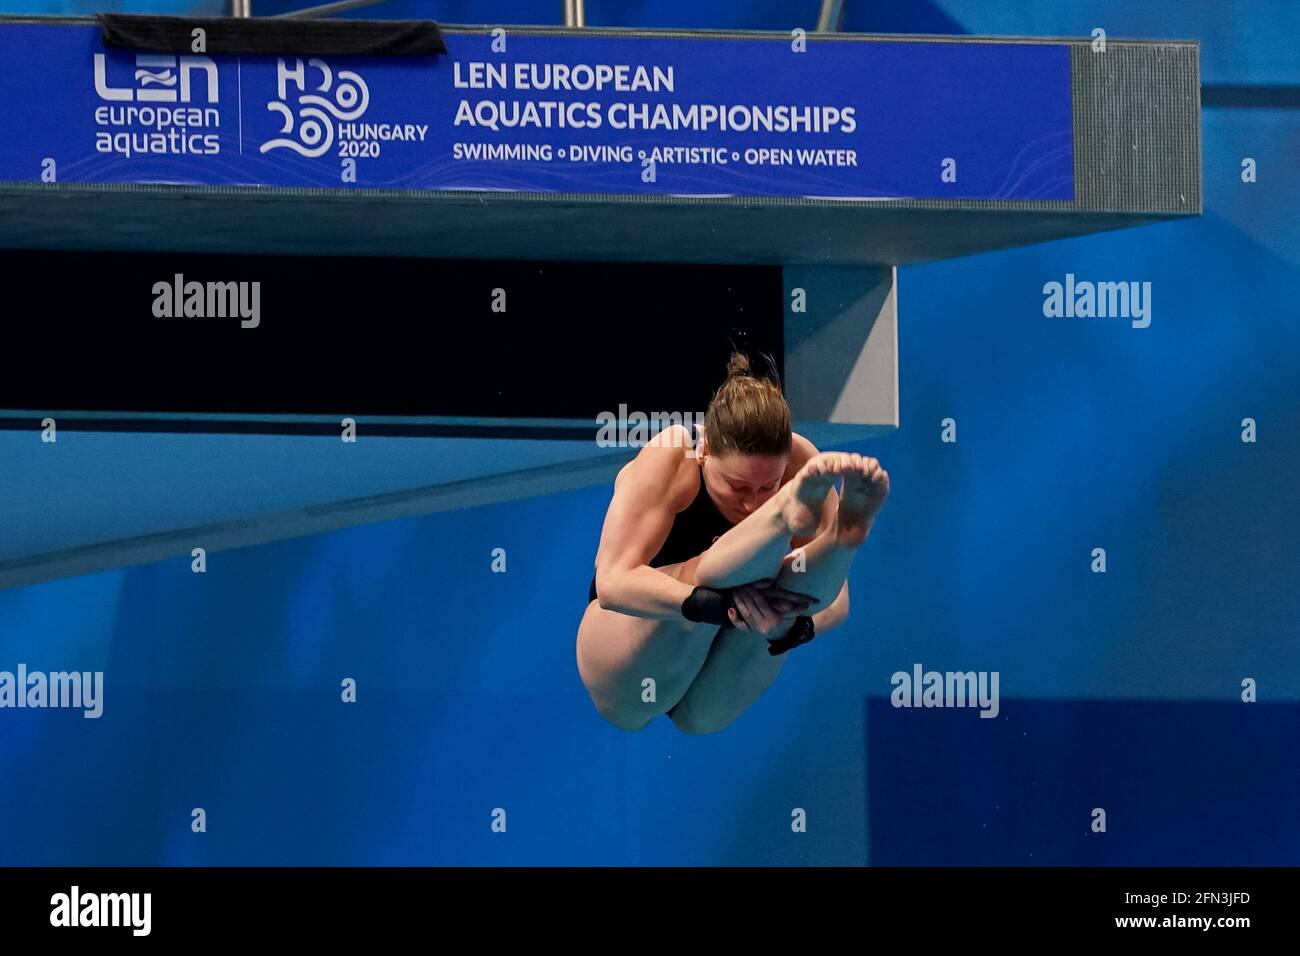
[681,579,815,628]
[727,582,814,637]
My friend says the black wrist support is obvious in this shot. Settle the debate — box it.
[680,586,736,627]
[767,615,816,655]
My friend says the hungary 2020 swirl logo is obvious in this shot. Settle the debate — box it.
[260,57,370,158]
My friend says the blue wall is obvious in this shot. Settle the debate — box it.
[3,1,225,14]
[1,1,1297,865]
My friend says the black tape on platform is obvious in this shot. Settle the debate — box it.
[97,13,446,56]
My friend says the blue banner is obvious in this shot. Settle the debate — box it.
[0,23,1073,200]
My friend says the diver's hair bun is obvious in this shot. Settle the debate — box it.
[707,350,791,457]
[725,352,753,378]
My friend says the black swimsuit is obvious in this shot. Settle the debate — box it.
[588,445,735,604]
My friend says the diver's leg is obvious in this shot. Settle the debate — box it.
[576,556,721,731]
[666,624,790,735]
[694,452,874,593]
[669,466,889,733]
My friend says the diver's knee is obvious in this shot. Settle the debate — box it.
[669,704,736,736]
[596,700,655,733]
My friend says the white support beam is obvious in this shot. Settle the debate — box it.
[785,265,899,433]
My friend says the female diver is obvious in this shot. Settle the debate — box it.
[576,353,890,734]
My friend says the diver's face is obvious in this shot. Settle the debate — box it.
[702,450,788,524]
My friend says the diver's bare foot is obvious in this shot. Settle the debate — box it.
[779,452,860,536]
[837,455,889,547]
